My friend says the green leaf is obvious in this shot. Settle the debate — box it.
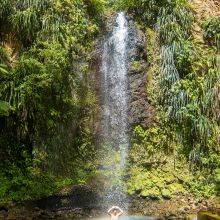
[0,100,11,116]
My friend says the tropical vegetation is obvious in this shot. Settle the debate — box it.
[0,0,219,205]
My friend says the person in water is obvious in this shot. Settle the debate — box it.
[108,206,124,220]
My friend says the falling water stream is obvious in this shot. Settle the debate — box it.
[101,12,129,209]
[101,11,129,161]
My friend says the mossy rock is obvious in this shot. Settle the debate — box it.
[198,211,220,220]
[164,173,176,184]
[141,187,161,199]
[130,60,144,72]
[161,188,172,199]
[167,183,185,194]
[151,175,164,187]
[186,214,197,220]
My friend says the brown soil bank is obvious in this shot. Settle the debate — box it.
[0,185,219,219]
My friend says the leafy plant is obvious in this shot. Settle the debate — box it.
[121,0,219,199]
[0,0,103,204]
[203,16,220,49]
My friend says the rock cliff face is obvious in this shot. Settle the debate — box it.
[126,17,155,128]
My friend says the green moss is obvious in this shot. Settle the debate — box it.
[141,187,161,199]
[130,60,144,72]
[202,16,220,49]
[161,188,172,199]
[127,147,217,199]
[167,183,185,194]
[146,27,157,64]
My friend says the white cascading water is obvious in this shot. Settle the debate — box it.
[101,12,129,208]
[101,12,129,166]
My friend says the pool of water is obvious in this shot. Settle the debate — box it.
[82,215,198,220]
[83,216,158,220]
[120,217,157,220]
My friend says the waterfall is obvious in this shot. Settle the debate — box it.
[101,12,129,165]
[101,12,129,208]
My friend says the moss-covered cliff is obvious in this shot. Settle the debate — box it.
[118,0,220,206]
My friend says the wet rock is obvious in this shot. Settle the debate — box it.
[37,210,55,219]
[187,214,198,220]
[165,214,177,220]
[0,210,7,219]
[161,189,172,200]
[178,207,188,214]
[126,16,155,128]
[0,206,8,212]
[198,211,220,220]
[34,207,40,211]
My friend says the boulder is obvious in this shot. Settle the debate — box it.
[198,211,220,220]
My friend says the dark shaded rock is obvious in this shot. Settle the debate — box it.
[29,185,101,212]
[0,210,7,219]
[165,214,184,220]
[0,206,8,212]
[126,17,155,128]
[37,210,55,219]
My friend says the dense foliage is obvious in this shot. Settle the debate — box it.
[0,0,105,203]
[118,0,220,198]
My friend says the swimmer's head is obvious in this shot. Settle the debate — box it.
[112,209,118,215]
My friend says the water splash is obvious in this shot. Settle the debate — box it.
[101,12,129,209]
